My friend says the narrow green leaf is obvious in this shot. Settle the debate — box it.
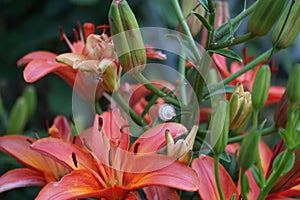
[197,0,209,11]
[208,49,242,63]
[230,194,237,200]
[192,11,212,31]
[272,151,295,176]
[250,164,264,188]
[215,20,241,43]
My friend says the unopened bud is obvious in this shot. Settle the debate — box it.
[248,0,285,36]
[109,0,146,73]
[210,100,229,155]
[98,59,121,92]
[252,65,271,110]
[286,64,300,102]
[238,127,261,171]
[22,86,37,119]
[272,0,300,49]
[7,97,28,134]
[229,83,253,130]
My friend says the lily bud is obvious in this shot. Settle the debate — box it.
[98,59,121,92]
[272,0,300,49]
[22,86,37,119]
[286,64,300,102]
[274,92,288,128]
[166,126,198,165]
[7,97,28,134]
[238,127,261,171]
[229,83,253,130]
[210,100,229,155]
[248,0,285,36]
[108,0,146,73]
[252,65,271,110]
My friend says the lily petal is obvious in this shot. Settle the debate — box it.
[36,169,102,200]
[23,59,66,82]
[192,155,238,200]
[48,115,72,142]
[130,123,188,153]
[124,154,198,192]
[0,135,51,171]
[143,186,180,200]
[0,168,46,193]
[17,51,57,66]
[31,138,96,171]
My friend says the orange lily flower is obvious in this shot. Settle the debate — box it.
[213,48,285,106]
[0,116,94,193]
[225,139,300,199]
[29,109,198,199]
[17,22,166,100]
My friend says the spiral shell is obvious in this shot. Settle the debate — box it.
[158,104,176,121]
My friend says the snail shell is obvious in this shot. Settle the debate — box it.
[158,104,176,121]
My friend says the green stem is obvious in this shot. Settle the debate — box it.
[134,72,180,107]
[257,148,294,200]
[179,47,188,105]
[214,154,225,200]
[228,125,277,143]
[209,32,256,50]
[206,0,215,48]
[214,1,258,41]
[113,92,148,128]
[222,49,273,85]
[253,109,259,127]
[171,0,204,104]
[241,170,249,200]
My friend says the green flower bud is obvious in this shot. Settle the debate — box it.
[286,64,300,102]
[109,0,146,73]
[210,100,229,155]
[229,83,253,130]
[98,59,121,92]
[272,0,300,49]
[252,65,271,109]
[248,0,285,36]
[7,97,27,134]
[238,127,261,171]
[22,86,37,119]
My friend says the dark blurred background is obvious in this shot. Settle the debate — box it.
[0,0,298,199]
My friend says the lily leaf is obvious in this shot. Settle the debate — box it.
[192,11,212,31]
[272,151,295,176]
[197,0,209,12]
[208,49,242,63]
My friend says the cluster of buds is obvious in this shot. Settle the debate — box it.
[108,0,147,73]
[247,0,285,36]
[229,83,253,130]
[165,126,198,165]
